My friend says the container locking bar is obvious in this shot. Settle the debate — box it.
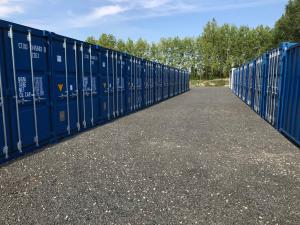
[144,62,147,106]
[81,44,87,128]
[106,50,110,120]
[134,58,137,110]
[0,55,8,158]
[115,52,119,116]
[28,31,39,146]
[89,45,94,125]
[130,57,133,111]
[147,62,149,105]
[120,55,123,114]
[111,52,115,118]
[63,39,71,135]
[9,26,22,152]
[74,41,80,131]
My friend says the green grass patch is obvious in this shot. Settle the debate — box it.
[191,78,229,87]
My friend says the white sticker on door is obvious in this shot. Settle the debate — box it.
[34,77,44,97]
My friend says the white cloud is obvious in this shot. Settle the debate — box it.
[0,0,24,17]
[194,0,286,12]
[104,0,285,21]
[70,5,127,28]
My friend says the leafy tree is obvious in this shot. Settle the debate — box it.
[274,0,300,44]
[86,0,297,80]
[98,34,117,50]
[86,36,97,45]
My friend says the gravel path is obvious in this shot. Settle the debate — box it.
[0,87,299,225]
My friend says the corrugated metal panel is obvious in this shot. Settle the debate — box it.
[254,54,268,116]
[1,20,53,154]
[242,64,248,102]
[163,65,169,99]
[279,44,300,145]
[247,61,256,108]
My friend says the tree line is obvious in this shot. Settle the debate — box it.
[87,0,300,80]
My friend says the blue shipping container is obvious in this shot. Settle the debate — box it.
[0,19,190,164]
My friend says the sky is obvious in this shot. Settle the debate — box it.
[0,0,288,42]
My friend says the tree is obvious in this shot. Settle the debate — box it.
[97,34,117,50]
[274,0,300,44]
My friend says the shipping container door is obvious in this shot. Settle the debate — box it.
[279,45,300,144]
[176,69,179,95]
[145,61,150,106]
[163,66,168,99]
[179,70,182,94]
[235,68,238,95]
[247,63,253,106]
[0,31,9,159]
[135,58,140,108]
[172,69,175,96]
[156,65,159,101]
[159,65,163,100]
[6,25,51,153]
[137,59,143,108]
[79,44,101,128]
[141,60,145,107]
[149,62,153,104]
[120,53,126,115]
[180,70,183,93]
[132,57,137,110]
[113,51,124,117]
[108,50,117,118]
[184,71,187,92]
[125,56,133,113]
[242,66,245,101]
[160,66,163,99]
[150,62,154,104]
[183,71,185,92]
[265,49,281,128]
[254,58,264,114]
[155,64,158,102]
[239,68,241,97]
[169,68,173,97]
[51,37,80,137]
[99,48,113,121]
[143,61,147,107]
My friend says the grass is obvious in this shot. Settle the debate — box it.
[191,78,229,87]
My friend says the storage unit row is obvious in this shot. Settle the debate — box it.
[0,19,190,163]
[230,42,300,146]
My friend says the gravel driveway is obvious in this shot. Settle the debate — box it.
[0,87,299,225]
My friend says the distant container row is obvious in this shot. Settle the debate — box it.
[230,42,300,146]
[0,19,190,163]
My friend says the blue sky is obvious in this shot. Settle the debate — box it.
[0,0,287,42]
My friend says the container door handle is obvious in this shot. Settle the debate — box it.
[9,26,22,152]
[35,96,46,102]
[81,44,86,128]
[74,41,80,131]
[0,56,8,158]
